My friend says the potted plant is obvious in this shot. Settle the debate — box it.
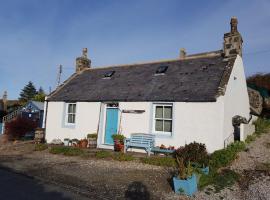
[112,134,125,152]
[79,139,88,148]
[63,138,70,146]
[173,155,197,196]
[71,138,79,147]
[177,142,210,175]
[87,133,97,149]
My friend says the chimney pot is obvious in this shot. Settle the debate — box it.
[2,91,7,112]
[223,17,243,58]
[230,16,238,33]
[180,48,186,59]
[76,48,91,73]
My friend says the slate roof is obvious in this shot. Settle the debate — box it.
[31,101,44,110]
[48,53,236,102]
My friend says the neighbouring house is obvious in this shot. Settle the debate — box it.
[44,17,253,153]
[1,100,44,134]
[0,91,21,134]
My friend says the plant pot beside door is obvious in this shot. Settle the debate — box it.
[87,133,97,149]
[112,134,125,152]
[80,139,88,148]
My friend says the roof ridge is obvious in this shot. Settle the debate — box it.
[85,50,222,71]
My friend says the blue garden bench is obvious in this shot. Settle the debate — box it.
[124,133,155,156]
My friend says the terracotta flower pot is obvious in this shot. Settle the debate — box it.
[114,139,124,152]
[81,140,88,148]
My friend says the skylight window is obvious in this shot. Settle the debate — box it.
[155,66,168,74]
[104,70,115,78]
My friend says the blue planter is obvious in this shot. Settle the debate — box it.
[173,174,197,196]
[201,166,209,175]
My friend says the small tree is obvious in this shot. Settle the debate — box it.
[19,81,37,102]
[33,87,46,102]
[5,117,38,139]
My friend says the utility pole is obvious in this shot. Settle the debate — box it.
[56,64,63,88]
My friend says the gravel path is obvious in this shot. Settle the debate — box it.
[0,132,269,200]
[194,131,270,200]
[0,142,180,199]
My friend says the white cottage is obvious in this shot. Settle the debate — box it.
[44,18,253,153]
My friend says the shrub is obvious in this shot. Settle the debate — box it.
[87,133,97,139]
[199,169,240,192]
[210,141,245,170]
[111,134,125,144]
[175,142,209,167]
[113,152,134,161]
[5,117,38,139]
[95,151,112,159]
[141,156,176,167]
[34,144,48,151]
[49,146,84,156]
[254,118,270,134]
[245,134,256,144]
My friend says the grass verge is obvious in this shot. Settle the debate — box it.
[34,144,48,151]
[49,146,85,156]
[199,169,240,193]
[141,156,176,167]
[254,118,270,134]
[95,150,112,159]
[113,152,134,161]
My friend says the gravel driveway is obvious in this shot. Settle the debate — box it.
[194,131,270,200]
[0,131,269,200]
[0,142,180,200]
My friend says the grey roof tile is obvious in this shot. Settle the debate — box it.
[48,55,235,102]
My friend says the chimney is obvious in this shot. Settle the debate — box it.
[179,48,186,60]
[223,17,243,58]
[76,48,91,73]
[2,91,7,112]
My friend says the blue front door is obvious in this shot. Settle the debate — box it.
[105,108,119,145]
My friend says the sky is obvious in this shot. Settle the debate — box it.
[0,0,269,99]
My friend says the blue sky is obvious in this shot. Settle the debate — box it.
[0,0,269,99]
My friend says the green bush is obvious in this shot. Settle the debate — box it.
[95,151,112,159]
[34,144,48,151]
[175,142,209,167]
[199,169,240,192]
[141,156,176,167]
[245,134,256,144]
[111,134,125,143]
[210,141,245,170]
[49,146,85,156]
[87,133,97,139]
[113,152,134,161]
[254,118,270,134]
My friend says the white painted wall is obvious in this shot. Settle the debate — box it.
[46,100,225,152]
[223,55,250,143]
[45,102,101,142]
[45,56,250,153]
[240,124,255,141]
[97,101,224,153]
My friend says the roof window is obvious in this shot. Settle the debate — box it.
[155,66,168,75]
[103,70,115,78]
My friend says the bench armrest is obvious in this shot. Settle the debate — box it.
[124,138,130,145]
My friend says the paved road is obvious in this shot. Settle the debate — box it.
[0,167,89,200]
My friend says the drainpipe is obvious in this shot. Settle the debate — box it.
[43,97,49,140]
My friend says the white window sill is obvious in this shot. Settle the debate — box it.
[64,123,76,128]
[153,131,172,138]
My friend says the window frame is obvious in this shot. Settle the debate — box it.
[152,103,173,135]
[65,103,77,125]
